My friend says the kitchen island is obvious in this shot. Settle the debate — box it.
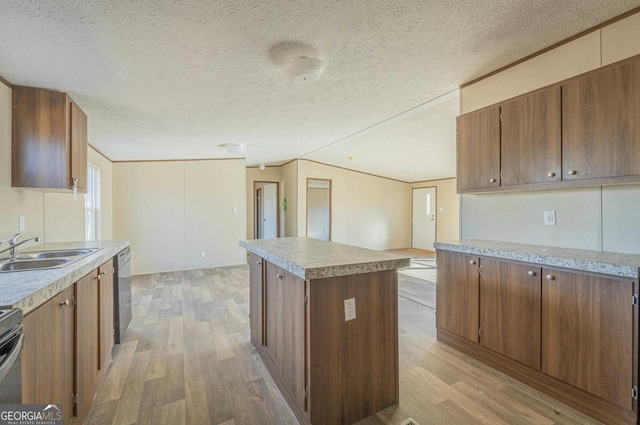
[435,240,640,425]
[239,237,410,425]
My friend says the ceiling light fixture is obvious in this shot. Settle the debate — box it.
[219,143,247,155]
[283,57,325,85]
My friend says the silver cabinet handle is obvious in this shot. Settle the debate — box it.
[527,270,536,277]
[277,274,283,280]
[489,178,496,183]
[469,260,476,265]
[546,274,555,280]
[568,170,577,175]
[60,299,69,307]
[547,172,556,177]
[256,261,262,265]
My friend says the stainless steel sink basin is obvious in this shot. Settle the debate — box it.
[0,258,72,272]
[20,248,97,259]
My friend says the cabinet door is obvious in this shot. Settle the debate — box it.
[75,269,101,421]
[264,262,306,412]
[70,101,88,191]
[249,253,264,345]
[12,86,69,189]
[435,251,479,342]
[98,259,114,370]
[562,57,640,180]
[22,285,74,425]
[479,259,541,369]
[542,270,634,409]
[456,106,501,192]
[501,86,561,185]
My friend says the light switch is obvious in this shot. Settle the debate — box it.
[344,298,356,321]
[200,250,206,258]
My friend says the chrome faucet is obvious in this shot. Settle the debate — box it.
[0,233,40,261]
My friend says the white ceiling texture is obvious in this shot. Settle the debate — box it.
[1,1,638,182]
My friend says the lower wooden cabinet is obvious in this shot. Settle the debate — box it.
[479,258,541,369]
[22,258,116,424]
[22,285,74,425]
[435,250,479,342]
[250,256,399,425]
[542,269,634,410]
[436,249,639,425]
[249,253,264,345]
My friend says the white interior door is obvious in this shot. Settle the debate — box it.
[412,187,436,250]
[263,183,278,238]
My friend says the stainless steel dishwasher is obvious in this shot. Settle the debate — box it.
[0,309,24,403]
[113,247,132,344]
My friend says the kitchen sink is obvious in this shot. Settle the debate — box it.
[0,247,100,272]
[18,248,98,259]
[0,258,72,272]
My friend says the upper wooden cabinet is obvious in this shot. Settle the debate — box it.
[457,54,640,193]
[12,85,87,191]
[456,106,500,192]
[501,85,562,186]
[562,57,640,180]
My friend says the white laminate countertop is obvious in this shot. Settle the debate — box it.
[434,240,640,279]
[0,240,130,315]
[239,237,411,280]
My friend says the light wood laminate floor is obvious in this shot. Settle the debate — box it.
[86,265,603,425]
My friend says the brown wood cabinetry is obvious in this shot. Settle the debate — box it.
[501,85,562,186]
[457,54,640,193]
[435,250,479,342]
[479,259,541,369]
[456,106,500,191]
[98,259,115,370]
[249,252,264,345]
[22,285,74,425]
[562,57,640,181]
[263,262,306,414]
[542,269,635,410]
[436,249,639,425]
[22,258,116,425]
[12,85,87,191]
[250,255,399,425]
[75,269,101,422]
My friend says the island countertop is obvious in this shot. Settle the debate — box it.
[434,239,640,279]
[0,240,130,315]
[239,237,410,280]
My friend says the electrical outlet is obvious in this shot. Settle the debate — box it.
[344,298,356,321]
[543,211,556,226]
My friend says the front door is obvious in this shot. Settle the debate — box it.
[412,187,436,251]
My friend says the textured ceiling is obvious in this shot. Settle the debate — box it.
[1,1,638,182]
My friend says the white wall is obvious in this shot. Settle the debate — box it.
[281,161,298,237]
[459,12,640,255]
[0,82,85,245]
[296,160,411,250]
[113,159,246,275]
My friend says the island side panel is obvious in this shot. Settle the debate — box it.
[308,269,399,425]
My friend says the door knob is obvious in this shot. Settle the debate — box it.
[469,260,476,265]
[527,270,536,277]
[568,170,577,175]
[546,274,555,280]
[489,178,496,183]
[547,172,556,177]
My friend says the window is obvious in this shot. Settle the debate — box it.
[85,163,100,241]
